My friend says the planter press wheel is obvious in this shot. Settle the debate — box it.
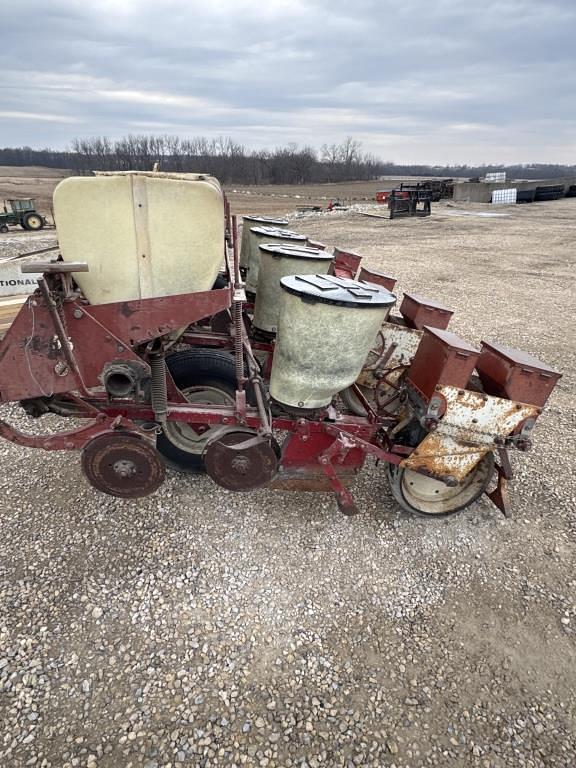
[156,349,240,474]
[22,213,44,231]
[82,432,165,498]
[386,451,494,518]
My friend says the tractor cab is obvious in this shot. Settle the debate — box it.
[7,198,36,214]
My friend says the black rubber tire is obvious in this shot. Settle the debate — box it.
[22,212,44,231]
[0,224,8,233]
[386,452,495,518]
[212,273,228,289]
[157,349,239,474]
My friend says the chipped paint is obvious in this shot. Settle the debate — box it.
[357,322,423,391]
[401,385,540,481]
[402,433,488,481]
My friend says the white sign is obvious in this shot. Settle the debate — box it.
[485,172,507,183]
[0,260,43,297]
[491,188,517,205]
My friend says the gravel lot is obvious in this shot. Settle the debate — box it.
[0,197,575,768]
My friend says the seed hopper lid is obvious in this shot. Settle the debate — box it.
[480,340,561,376]
[280,274,396,309]
[402,292,452,312]
[258,244,333,260]
[250,226,306,241]
[243,214,289,225]
[423,326,479,354]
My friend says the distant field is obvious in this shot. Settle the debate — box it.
[0,166,71,178]
[0,166,445,217]
[0,167,72,213]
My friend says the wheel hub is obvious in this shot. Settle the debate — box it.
[387,451,494,517]
[82,431,165,498]
[204,428,280,491]
[162,385,235,454]
[112,458,137,478]
[231,455,250,474]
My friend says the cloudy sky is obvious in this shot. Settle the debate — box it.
[1,0,575,164]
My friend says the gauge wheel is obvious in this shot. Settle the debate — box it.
[340,385,369,416]
[22,212,44,231]
[157,349,240,474]
[386,451,494,518]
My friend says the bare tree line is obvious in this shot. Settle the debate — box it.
[0,135,574,183]
[67,135,383,184]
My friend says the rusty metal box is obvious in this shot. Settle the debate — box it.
[476,341,561,408]
[329,247,362,279]
[358,266,397,292]
[407,327,480,401]
[400,293,453,330]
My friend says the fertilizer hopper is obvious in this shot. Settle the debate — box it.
[239,215,289,269]
[54,171,225,303]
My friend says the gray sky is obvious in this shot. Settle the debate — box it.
[1,0,575,164]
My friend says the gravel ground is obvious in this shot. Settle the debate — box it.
[0,197,575,767]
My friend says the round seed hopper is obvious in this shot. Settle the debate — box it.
[240,215,289,268]
[270,275,396,410]
[245,227,307,293]
[253,245,333,333]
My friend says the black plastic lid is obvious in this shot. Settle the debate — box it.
[280,274,397,308]
[243,215,288,225]
[258,244,333,260]
[250,226,306,241]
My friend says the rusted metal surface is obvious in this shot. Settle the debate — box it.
[329,248,362,279]
[388,189,432,219]
[318,457,359,515]
[204,429,279,491]
[81,431,165,498]
[270,465,359,491]
[280,431,367,472]
[0,286,232,403]
[434,385,541,441]
[401,433,489,482]
[399,293,453,331]
[477,340,562,408]
[357,322,423,390]
[358,267,397,292]
[312,433,361,515]
[487,457,511,516]
[401,385,540,481]
[74,287,232,346]
[0,414,143,451]
[406,327,479,402]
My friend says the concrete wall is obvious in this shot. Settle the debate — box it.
[453,176,576,203]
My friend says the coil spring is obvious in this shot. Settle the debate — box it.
[233,301,244,386]
[150,354,167,423]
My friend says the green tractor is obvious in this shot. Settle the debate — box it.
[0,199,45,233]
